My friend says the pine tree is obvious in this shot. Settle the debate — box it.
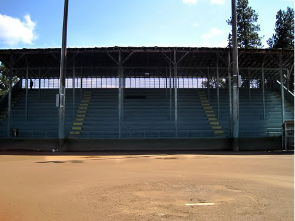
[227,0,263,49]
[267,7,294,49]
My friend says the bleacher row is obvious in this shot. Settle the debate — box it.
[0,88,293,139]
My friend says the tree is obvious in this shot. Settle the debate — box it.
[0,63,19,96]
[0,63,9,95]
[267,7,294,49]
[227,0,263,49]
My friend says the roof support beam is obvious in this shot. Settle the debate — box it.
[118,50,123,139]
[174,49,178,137]
[232,0,239,151]
[261,55,267,119]
[228,50,232,137]
[279,50,285,125]
[7,53,13,138]
[58,0,69,147]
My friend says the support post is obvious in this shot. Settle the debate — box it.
[7,53,13,138]
[262,62,265,119]
[207,67,210,99]
[118,50,123,138]
[80,68,83,98]
[165,67,168,99]
[122,69,125,121]
[286,70,290,91]
[228,51,232,137]
[248,68,251,99]
[58,0,69,146]
[73,61,75,121]
[25,65,28,121]
[38,68,41,101]
[169,62,172,121]
[279,50,285,124]
[174,49,178,137]
[216,59,220,120]
[232,0,239,151]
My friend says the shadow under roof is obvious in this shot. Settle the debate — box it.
[0,47,293,79]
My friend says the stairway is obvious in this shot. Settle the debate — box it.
[69,91,92,138]
[198,91,224,137]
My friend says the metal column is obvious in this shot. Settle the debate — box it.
[207,67,210,99]
[73,61,75,121]
[262,62,265,119]
[169,62,172,121]
[80,68,83,98]
[58,0,69,142]
[25,66,28,121]
[38,68,41,101]
[165,67,168,99]
[279,51,285,123]
[118,51,123,138]
[248,69,251,99]
[174,50,178,137]
[286,70,290,91]
[216,59,220,120]
[232,0,240,151]
[228,51,233,137]
[7,54,13,138]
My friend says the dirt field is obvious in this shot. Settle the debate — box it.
[0,151,293,221]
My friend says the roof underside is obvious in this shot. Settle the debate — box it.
[0,47,293,79]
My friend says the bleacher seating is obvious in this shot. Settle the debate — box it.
[0,88,293,139]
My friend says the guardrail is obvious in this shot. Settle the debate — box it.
[9,131,58,139]
[71,130,230,139]
[3,128,281,139]
[240,128,282,137]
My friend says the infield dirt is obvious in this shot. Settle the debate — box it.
[0,152,293,220]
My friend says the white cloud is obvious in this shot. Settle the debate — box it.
[201,28,223,41]
[210,0,225,5]
[0,14,37,46]
[193,23,199,28]
[182,0,198,5]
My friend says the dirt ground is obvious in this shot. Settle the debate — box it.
[0,151,293,221]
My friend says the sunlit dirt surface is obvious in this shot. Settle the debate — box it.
[0,152,293,221]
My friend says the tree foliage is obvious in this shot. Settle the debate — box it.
[0,63,19,96]
[267,7,294,49]
[0,63,9,94]
[227,0,263,49]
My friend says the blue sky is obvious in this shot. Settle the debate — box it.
[0,0,293,49]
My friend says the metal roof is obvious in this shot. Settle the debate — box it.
[0,47,293,79]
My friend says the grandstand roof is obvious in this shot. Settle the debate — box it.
[0,47,293,79]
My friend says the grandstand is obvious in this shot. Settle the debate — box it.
[0,47,293,150]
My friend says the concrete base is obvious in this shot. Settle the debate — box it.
[0,137,282,152]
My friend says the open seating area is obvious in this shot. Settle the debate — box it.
[0,88,293,139]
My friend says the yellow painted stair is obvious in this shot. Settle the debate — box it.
[198,91,224,137]
[69,91,92,138]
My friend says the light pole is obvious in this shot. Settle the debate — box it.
[58,0,69,150]
[231,0,239,151]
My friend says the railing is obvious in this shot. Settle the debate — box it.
[275,80,294,105]
[71,129,230,139]
[2,128,282,139]
[240,128,282,137]
[9,131,58,139]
